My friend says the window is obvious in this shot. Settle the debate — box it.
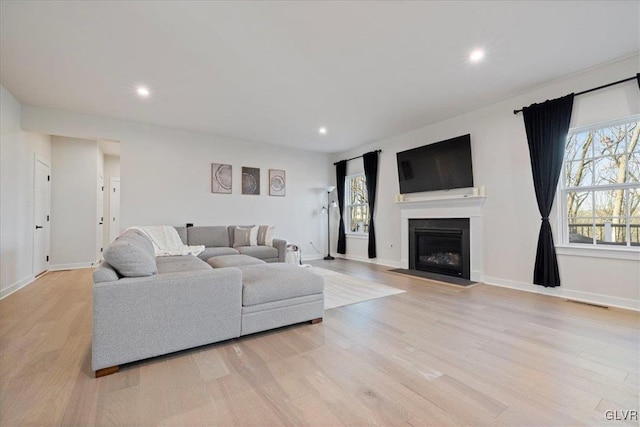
[561,116,639,247]
[345,174,369,234]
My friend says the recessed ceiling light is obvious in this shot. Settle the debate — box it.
[469,49,484,62]
[318,127,327,135]
[136,86,150,97]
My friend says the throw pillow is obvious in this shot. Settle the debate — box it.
[233,226,252,248]
[104,235,158,277]
[249,225,258,246]
[257,225,275,246]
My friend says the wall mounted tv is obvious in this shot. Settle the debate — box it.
[396,134,473,194]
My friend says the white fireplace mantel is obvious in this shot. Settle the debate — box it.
[399,194,485,281]
[397,194,486,211]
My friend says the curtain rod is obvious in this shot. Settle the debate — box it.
[333,149,381,166]
[513,75,638,115]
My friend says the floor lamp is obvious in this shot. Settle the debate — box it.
[322,186,337,260]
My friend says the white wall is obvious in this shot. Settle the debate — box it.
[0,86,51,298]
[333,55,640,310]
[21,108,333,259]
[50,136,99,268]
[103,154,120,247]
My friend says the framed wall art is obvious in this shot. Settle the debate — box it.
[242,167,260,195]
[269,169,286,196]
[211,163,232,194]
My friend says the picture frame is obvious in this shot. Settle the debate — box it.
[242,167,260,195]
[211,163,232,194]
[269,169,286,196]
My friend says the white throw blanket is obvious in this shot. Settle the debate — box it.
[128,226,205,257]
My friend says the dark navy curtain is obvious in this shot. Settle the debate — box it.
[363,151,379,258]
[522,94,574,287]
[336,160,347,254]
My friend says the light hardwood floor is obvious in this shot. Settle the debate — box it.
[1,260,638,426]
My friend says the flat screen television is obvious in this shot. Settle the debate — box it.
[396,134,473,194]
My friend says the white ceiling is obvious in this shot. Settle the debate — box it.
[1,1,638,153]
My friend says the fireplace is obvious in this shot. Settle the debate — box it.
[409,218,470,279]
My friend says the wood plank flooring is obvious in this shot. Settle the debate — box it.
[1,259,638,426]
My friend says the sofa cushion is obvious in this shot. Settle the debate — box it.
[174,226,187,245]
[103,231,158,277]
[93,262,120,283]
[156,255,211,274]
[227,225,254,248]
[240,263,324,306]
[197,247,239,261]
[125,229,156,258]
[237,245,279,260]
[257,225,275,246]
[232,227,252,248]
[207,254,266,268]
[188,226,229,247]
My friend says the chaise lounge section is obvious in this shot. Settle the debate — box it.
[92,228,323,377]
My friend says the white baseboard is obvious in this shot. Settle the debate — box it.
[49,262,97,271]
[483,275,640,312]
[1,274,36,300]
[335,253,402,269]
[301,254,324,262]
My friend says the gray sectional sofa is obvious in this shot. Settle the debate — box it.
[92,227,324,377]
[175,225,287,263]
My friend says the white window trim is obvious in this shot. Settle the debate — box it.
[557,114,640,256]
[345,173,369,237]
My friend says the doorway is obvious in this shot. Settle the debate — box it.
[33,157,50,276]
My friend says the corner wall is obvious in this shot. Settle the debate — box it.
[50,136,100,268]
[0,86,51,298]
[333,55,640,310]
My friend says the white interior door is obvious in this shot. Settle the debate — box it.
[33,158,50,275]
[109,178,120,242]
[97,175,104,260]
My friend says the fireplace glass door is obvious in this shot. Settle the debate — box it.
[415,229,463,277]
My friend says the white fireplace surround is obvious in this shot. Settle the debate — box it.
[398,195,486,281]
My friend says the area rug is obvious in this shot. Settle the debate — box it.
[308,267,406,310]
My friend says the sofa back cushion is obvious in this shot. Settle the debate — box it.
[103,230,158,277]
[257,225,275,246]
[188,226,230,247]
[93,261,120,283]
[174,226,187,245]
[228,225,255,247]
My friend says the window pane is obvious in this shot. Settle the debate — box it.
[349,176,368,205]
[628,151,639,183]
[630,217,640,246]
[565,160,593,187]
[567,191,592,244]
[630,188,640,217]
[349,205,368,233]
[593,156,625,186]
[594,217,627,245]
[593,189,626,218]
[568,217,594,244]
[594,125,626,156]
[565,131,593,163]
[567,191,591,221]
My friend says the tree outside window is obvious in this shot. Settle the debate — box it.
[345,174,369,234]
[562,117,639,247]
